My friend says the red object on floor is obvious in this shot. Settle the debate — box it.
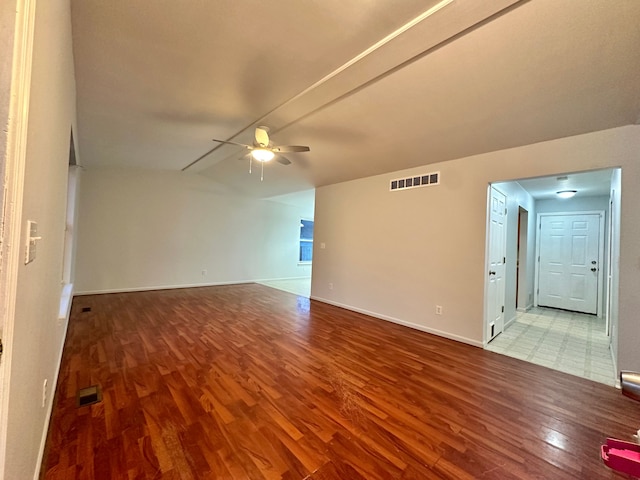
[602,438,640,477]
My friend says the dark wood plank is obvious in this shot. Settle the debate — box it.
[42,284,638,479]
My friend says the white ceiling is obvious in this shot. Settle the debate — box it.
[70,0,640,198]
[515,168,614,200]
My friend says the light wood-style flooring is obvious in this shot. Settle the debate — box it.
[42,284,638,479]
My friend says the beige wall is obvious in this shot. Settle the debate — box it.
[74,168,312,294]
[312,126,640,372]
[4,0,77,479]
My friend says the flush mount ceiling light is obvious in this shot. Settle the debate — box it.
[557,190,577,199]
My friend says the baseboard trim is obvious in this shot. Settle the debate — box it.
[310,296,482,348]
[504,314,518,329]
[611,347,620,389]
[74,280,257,296]
[256,276,311,282]
[35,285,73,479]
[74,277,313,296]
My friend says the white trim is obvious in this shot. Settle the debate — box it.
[0,0,37,477]
[58,283,73,323]
[504,314,518,330]
[611,344,618,386]
[74,280,255,296]
[33,323,67,480]
[259,275,311,282]
[310,296,483,348]
[516,304,533,313]
[74,277,315,296]
[534,211,605,316]
[482,185,492,345]
[605,193,614,336]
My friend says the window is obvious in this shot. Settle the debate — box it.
[299,219,314,263]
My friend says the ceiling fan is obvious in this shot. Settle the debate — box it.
[213,125,309,164]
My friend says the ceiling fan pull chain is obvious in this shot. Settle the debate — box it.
[261,160,264,181]
[249,157,252,174]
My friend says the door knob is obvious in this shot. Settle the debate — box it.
[489,270,496,275]
[591,267,597,272]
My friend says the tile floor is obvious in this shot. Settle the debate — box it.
[486,307,616,386]
[257,277,312,298]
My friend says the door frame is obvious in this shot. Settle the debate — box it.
[516,206,529,312]
[533,210,606,318]
[0,0,37,475]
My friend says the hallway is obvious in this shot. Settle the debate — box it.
[486,307,616,386]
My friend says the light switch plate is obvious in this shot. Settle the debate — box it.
[25,220,41,264]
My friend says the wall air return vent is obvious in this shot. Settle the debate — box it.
[389,171,440,191]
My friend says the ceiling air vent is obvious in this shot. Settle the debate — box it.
[390,171,440,191]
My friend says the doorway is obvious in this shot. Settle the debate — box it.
[484,168,619,386]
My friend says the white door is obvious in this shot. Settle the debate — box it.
[486,188,507,340]
[538,214,600,314]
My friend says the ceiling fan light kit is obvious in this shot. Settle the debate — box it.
[251,148,275,162]
[209,126,310,181]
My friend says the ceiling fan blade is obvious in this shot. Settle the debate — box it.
[273,145,310,153]
[212,138,250,148]
[276,156,292,166]
[255,126,270,147]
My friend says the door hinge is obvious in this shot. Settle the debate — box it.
[0,338,3,358]
[503,256,506,264]
[501,306,504,313]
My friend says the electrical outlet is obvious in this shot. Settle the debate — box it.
[435,305,443,315]
[328,282,333,290]
[42,379,48,408]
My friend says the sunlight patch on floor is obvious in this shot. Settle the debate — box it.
[257,277,311,298]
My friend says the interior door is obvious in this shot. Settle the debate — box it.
[538,214,600,314]
[487,188,507,341]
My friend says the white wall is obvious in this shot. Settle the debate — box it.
[74,168,312,294]
[4,1,77,478]
[491,181,536,325]
[312,125,640,373]
[609,169,622,373]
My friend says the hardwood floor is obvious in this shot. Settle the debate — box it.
[42,284,637,479]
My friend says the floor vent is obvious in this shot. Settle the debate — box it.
[390,171,440,191]
[81,307,92,313]
[77,385,102,407]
